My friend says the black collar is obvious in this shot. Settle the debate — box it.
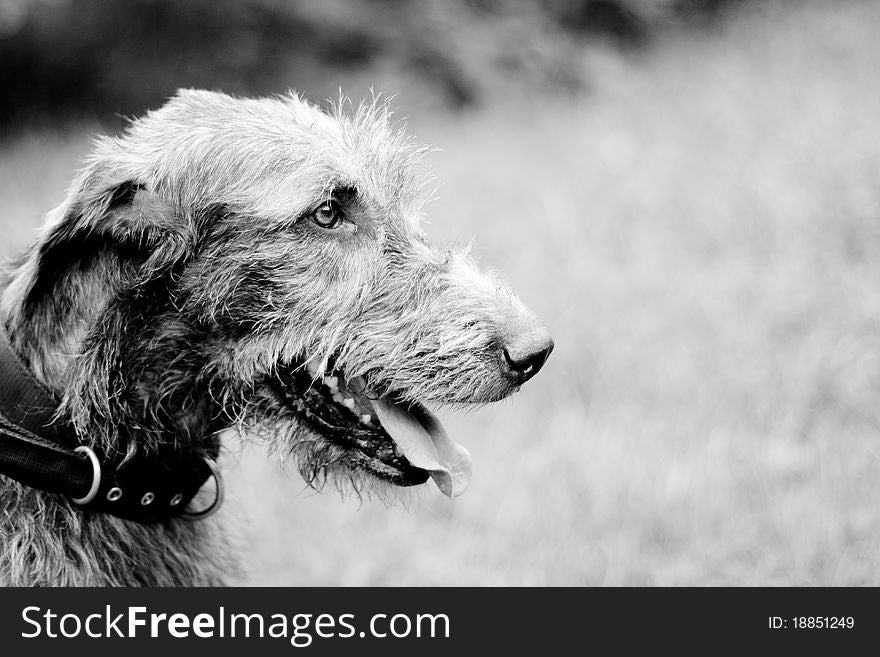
[0,322,222,523]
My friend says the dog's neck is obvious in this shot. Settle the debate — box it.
[1,244,240,587]
[1,243,222,454]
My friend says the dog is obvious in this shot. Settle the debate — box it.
[0,89,553,585]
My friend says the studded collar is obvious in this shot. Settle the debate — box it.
[0,321,222,523]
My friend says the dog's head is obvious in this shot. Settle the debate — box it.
[11,90,552,498]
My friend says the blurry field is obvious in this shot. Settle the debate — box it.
[4,2,880,585]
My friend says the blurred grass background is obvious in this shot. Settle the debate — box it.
[3,0,880,585]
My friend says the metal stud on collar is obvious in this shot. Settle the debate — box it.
[71,446,101,505]
[183,457,224,520]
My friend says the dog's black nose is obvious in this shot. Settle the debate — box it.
[501,332,554,385]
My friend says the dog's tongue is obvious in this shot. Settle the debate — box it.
[371,398,472,497]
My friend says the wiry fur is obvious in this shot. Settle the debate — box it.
[0,90,546,586]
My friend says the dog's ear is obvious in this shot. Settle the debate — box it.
[26,178,198,307]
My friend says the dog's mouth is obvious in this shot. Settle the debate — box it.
[267,360,472,497]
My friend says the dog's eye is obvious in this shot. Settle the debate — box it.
[310,200,344,229]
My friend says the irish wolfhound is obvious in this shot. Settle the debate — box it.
[0,90,553,586]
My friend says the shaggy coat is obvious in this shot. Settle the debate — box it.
[0,90,550,585]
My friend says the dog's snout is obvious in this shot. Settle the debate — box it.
[500,330,554,385]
